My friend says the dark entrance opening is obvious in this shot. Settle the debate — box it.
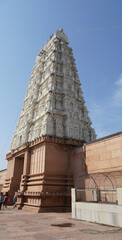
[8,155,24,204]
[11,154,24,196]
[13,155,24,193]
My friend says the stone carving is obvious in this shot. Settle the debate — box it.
[10,29,96,150]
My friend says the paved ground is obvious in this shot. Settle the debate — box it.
[0,207,122,240]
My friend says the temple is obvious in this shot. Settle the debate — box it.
[2,29,96,212]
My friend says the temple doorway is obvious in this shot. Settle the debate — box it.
[13,155,24,192]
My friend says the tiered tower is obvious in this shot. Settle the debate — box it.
[4,29,96,212]
[10,29,96,150]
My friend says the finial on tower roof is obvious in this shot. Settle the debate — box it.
[55,28,69,44]
[59,28,63,32]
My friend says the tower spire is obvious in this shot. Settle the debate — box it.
[10,29,96,150]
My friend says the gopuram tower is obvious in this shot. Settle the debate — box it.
[3,29,96,212]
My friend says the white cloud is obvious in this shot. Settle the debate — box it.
[86,75,122,139]
[76,25,122,33]
[88,99,121,139]
[116,76,122,86]
[88,103,110,138]
[112,74,122,107]
[94,128,111,139]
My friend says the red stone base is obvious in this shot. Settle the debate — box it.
[3,136,84,212]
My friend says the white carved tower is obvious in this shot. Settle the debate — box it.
[10,29,96,150]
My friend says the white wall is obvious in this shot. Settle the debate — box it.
[72,188,122,227]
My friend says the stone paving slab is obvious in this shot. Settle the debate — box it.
[0,207,122,240]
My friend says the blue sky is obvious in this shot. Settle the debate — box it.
[0,0,122,170]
